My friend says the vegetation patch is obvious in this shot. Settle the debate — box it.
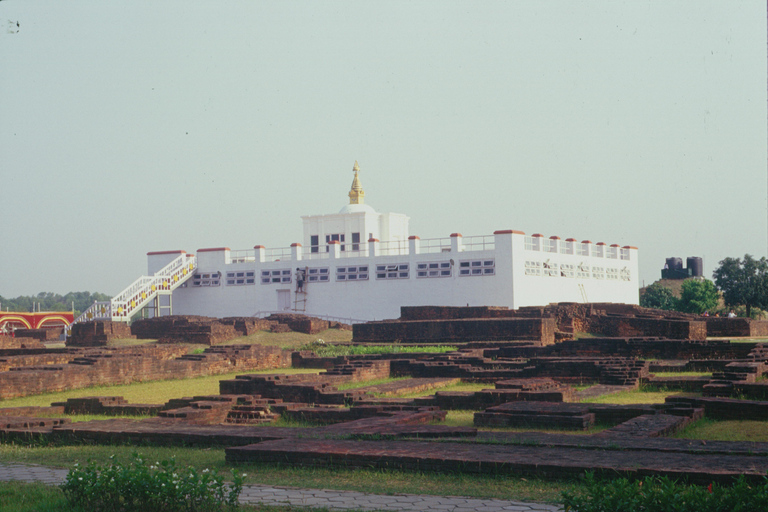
[673,418,768,442]
[562,472,768,512]
[387,381,491,399]
[299,342,457,358]
[579,387,692,405]
[62,453,243,512]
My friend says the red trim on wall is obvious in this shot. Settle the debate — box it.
[328,240,340,245]
[581,240,592,244]
[549,235,561,240]
[450,233,462,238]
[147,250,186,256]
[532,233,544,238]
[253,245,265,249]
[408,235,420,240]
[197,247,230,253]
[494,230,525,235]
[368,238,379,243]
[566,238,577,242]
[610,244,620,247]
[623,245,639,250]
[596,242,607,246]
[291,243,302,247]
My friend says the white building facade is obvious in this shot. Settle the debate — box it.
[144,162,639,323]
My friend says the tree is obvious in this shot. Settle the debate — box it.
[640,283,679,311]
[713,254,768,317]
[677,279,719,314]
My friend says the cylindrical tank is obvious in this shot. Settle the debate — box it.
[666,257,683,270]
[687,257,703,277]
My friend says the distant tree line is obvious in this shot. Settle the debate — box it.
[641,254,768,318]
[0,291,111,317]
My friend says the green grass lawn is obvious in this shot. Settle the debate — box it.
[673,418,768,442]
[0,445,576,504]
[0,368,321,408]
[579,387,693,405]
[650,372,712,378]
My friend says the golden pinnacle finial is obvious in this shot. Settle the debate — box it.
[348,160,365,204]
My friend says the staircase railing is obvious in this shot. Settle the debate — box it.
[67,254,196,335]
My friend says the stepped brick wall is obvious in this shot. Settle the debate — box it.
[68,321,135,347]
[0,343,291,399]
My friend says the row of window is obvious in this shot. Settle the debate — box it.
[524,237,631,260]
[193,260,495,287]
[524,261,631,281]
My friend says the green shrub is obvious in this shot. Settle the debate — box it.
[61,453,243,512]
[562,472,768,512]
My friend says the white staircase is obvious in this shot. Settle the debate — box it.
[67,253,196,335]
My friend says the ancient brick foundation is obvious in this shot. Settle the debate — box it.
[68,321,135,347]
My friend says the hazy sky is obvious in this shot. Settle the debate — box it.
[1,1,766,299]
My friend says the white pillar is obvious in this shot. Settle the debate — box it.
[450,233,463,253]
[368,238,379,257]
[408,236,420,255]
[291,243,303,261]
[254,245,266,263]
[329,240,341,259]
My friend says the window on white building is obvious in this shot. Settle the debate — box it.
[577,264,590,279]
[594,245,605,258]
[261,269,292,284]
[578,243,590,257]
[561,240,574,255]
[561,263,575,278]
[525,261,542,276]
[307,267,330,282]
[606,268,619,280]
[193,273,221,287]
[620,267,631,281]
[336,265,369,281]
[592,266,605,279]
[416,261,452,278]
[351,232,361,251]
[459,259,495,276]
[326,234,345,252]
[226,271,255,286]
[376,263,409,279]
[607,246,618,259]
[310,235,319,253]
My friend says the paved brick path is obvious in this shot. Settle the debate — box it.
[0,463,564,512]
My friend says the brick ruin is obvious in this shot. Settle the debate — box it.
[68,314,351,347]
[1,305,768,484]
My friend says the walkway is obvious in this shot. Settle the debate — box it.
[0,462,564,512]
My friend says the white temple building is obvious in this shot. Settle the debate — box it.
[76,162,639,326]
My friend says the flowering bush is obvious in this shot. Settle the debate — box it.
[562,472,768,512]
[62,453,244,512]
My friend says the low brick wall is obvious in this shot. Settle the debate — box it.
[354,318,555,345]
[705,317,768,338]
[597,317,707,341]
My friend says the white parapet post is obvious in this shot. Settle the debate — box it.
[450,233,463,253]
[368,238,379,257]
[291,243,303,261]
[408,235,420,255]
[254,245,266,263]
[328,240,341,259]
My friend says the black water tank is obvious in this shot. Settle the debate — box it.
[666,257,683,270]
[687,257,703,277]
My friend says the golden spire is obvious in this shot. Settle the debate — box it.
[348,160,365,204]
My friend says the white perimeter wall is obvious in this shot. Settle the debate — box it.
[159,231,639,322]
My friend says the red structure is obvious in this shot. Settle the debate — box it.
[0,312,74,330]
